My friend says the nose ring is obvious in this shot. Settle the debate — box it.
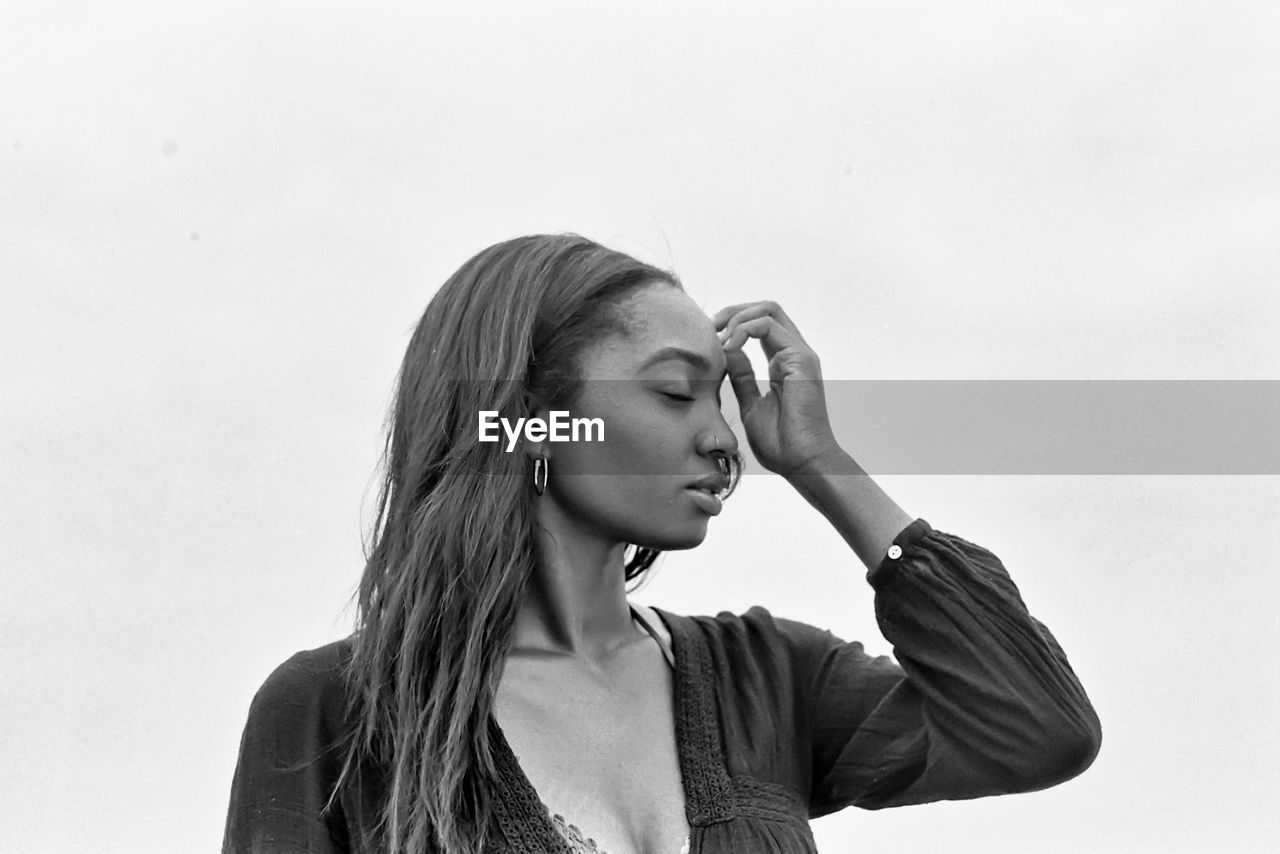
[712,434,730,478]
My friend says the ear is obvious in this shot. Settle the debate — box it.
[521,391,550,463]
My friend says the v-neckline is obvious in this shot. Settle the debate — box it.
[487,606,733,853]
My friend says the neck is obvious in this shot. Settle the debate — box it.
[510,496,642,659]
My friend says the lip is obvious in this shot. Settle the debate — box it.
[687,473,730,494]
[685,485,723,516]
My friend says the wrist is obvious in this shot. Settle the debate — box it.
[781,445,915,570]
[783,444,862,481]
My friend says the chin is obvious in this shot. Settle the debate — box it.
[636,522,710,552]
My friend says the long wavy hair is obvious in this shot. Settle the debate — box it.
[331,234,742,853]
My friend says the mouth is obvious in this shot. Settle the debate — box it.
[684,482,725,516]
[687,475,731,497]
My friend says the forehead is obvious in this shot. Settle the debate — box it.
[581,285,724,379]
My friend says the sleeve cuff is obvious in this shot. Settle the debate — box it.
[866,517,934,585]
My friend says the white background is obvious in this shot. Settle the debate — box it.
[2,2,1278,851]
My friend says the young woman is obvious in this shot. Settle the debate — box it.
[222,234,1101,854]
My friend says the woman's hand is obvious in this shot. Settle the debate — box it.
[713,301,842,477]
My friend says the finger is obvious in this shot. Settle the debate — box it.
[714,301,803,339]
[715,301,798,332]
[722,347,760,409]
[712,302,761,330]
[721,315,803,363]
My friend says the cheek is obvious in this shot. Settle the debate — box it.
[555,419,673,477]
[554,473,708,544]
[553,475,672,518]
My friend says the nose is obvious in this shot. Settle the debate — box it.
[697,411,740,459]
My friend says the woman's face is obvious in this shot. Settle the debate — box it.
[538,283,739,552]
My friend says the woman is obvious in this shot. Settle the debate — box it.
[222,234,1102,853]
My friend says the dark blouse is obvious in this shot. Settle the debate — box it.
[222,519,1102,852]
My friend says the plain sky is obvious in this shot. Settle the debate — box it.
[2,1,1278,852]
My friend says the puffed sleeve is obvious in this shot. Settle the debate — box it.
[222,643,354,853]
[795,519,1101,817]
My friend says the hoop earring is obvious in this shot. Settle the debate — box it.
[533,456,548,496]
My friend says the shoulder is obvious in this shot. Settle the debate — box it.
[225,638,362,851]
[658,605,885,690]
[672,605,852,657]
[245,637,356,733]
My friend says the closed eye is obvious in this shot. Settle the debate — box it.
[661,392,695,402]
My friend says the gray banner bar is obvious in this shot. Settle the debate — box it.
[818,380,1280,474]
[457,380,1280,475]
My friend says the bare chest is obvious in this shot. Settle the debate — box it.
[494,640,690,854]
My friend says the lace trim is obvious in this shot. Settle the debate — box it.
[654,607,735,825]
[547,807,604,853]
[541,609,691,853]
[546,804,691,854]
[489,607,734,850]
[489,718,574,852]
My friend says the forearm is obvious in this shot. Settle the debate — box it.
[783,445,915,572]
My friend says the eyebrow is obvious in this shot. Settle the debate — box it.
[639,346,728,381]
